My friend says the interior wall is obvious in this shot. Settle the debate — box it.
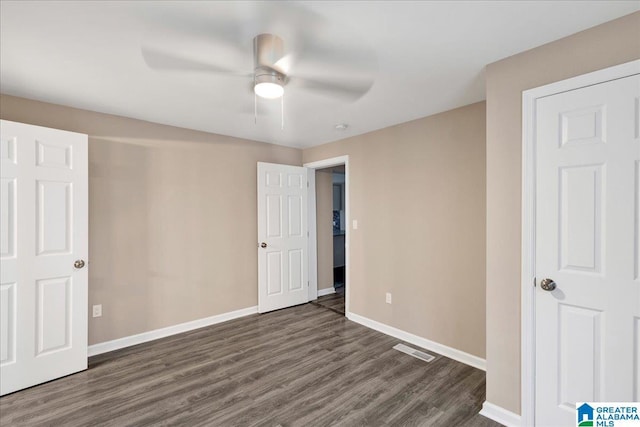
[316,170,334,291]
[303,101,487,358]
[485,11,640,414]
[0,94,302,345]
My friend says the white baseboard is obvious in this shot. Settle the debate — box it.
[479,401,521,427]
[346,312,486,371]
[88,306,258,357]
[317,287,336,297]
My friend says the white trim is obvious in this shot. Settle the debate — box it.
[304,155,349,170]
[304,155,351,317]
[347,312,486,371]
[88,306,258,357]
[521,68,537,427]
[307,169,318,301]
[520,59,640,426]
[480,402,522,427]
[317,287,336,297]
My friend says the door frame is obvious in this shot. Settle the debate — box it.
[304,155,350,316]
[520,59,640,426]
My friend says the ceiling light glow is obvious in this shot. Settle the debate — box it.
[254,82,284,99]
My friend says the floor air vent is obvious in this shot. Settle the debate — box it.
[393,343,435,362]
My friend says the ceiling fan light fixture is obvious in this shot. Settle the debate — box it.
[254,73,284,99]
[254,81,284,99]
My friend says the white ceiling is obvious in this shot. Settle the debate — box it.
[1,1,638,148]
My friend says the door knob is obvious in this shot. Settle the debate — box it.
[74,259,86,269]
[540,278,556,291]
[260,242,267,248]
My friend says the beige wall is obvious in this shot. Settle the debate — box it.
[316,170,335,291]
[303,102,487,358]
[485,12,640,414]
[0,94,302,345]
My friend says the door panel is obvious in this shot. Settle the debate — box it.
[635,318,640,401]
[289,249,303,290]
[559,104,605,146]
[36,277,72,355]
[535,74,640,424]
[559,165,603,273]
[36,140,73,169]
[558,304,602,406]
[636,160,640,281]
[0,120,87,396]
[37,180,73,255]
[0,282,16,365]
[0,178,16,258]
[267,252,283,296]
[258,162,308,313]
[266,194,282,237]
[288,195,302,236]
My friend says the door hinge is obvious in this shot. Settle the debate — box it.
[307,181,309,188]
[533,276,537,287]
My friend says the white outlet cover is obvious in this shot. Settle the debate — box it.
[386,293,392,304]
[353,219,358,229]
[92,304,102,318]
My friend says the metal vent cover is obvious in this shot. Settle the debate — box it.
[393,343,435,363]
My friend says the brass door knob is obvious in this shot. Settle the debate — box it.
[260,242,267,248]
[74,259,86,269]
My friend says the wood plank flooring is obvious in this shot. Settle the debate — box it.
[312,289,345,315]
[0,303,501,427]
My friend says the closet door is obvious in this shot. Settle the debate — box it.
[534,74,639,425]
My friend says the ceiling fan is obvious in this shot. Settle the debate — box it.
[139,2,377,127]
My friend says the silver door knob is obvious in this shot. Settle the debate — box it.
[74,259,85,269]
[540,278,556,291]
[260,242,267,248]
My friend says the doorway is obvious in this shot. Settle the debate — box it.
[312,166,346,315]
[304,155,350,317]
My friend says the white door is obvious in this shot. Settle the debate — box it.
[0,120,88,396]
[535,74,640,424]
[257,162,309,313]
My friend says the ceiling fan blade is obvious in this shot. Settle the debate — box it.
[141,46,249,76]
[294,40,377,77]
[271,53,294,75]
[142,3,248,52]
[140,2,324,65]
[290,76,374,102]
[280,37,377,102]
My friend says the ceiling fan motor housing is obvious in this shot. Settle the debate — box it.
[253,33,286,81]
[254,34,283,68]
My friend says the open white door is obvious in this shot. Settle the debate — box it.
[535,74,639,424]
[257,162,308,313]
[1,120,88,396]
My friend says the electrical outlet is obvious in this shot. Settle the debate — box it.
[352,219,358,230]
[92,304,102,318]
[385,293,392,304]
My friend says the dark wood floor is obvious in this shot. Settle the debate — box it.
[0,303,501,427]
[312,288,345,315]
